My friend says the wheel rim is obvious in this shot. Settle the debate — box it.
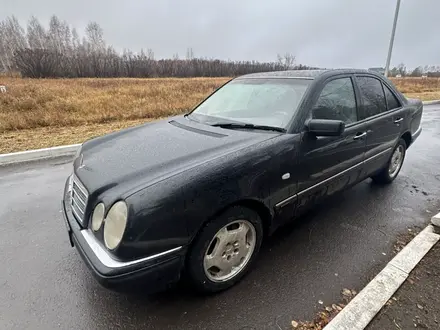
[388,145,404,178]
[203,220,256,283]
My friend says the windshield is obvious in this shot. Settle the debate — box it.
[189,78,311,129]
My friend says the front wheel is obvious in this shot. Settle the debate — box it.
[186,206,263,294]
[371,138,406,184]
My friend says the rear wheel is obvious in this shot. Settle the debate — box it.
[371,138,406,184]
[186,206,263,294]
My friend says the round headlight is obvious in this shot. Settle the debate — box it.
[91,203,105,231]
[103,201,128,250]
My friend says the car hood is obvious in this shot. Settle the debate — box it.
[74,116,279,196]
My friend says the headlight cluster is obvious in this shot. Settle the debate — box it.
[91,203,105,231]
[91,201,128,250]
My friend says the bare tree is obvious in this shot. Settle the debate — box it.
[390,67,399,77]
[410,66,423,77]
[6,14,317,78]
[61,21,73,55]
[147,48,154,60]
[27,16,47,50]
[0,16,28,72]
[397,63,407,77]
[283,53,296,69]
[277,52,296,70]
[86,21,105,52]
[71,28,80,50]
[186,47,195,60]
[47,15,63,52]
[0,21,10,71]
[7,16,28,49]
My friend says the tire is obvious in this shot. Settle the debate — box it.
[186,206,264,294]
[371,138,406,184]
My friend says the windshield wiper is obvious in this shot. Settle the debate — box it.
[210,122,286,133]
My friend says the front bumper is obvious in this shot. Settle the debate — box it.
[61,199,186,292]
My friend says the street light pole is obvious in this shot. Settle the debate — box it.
[384,0,401,77]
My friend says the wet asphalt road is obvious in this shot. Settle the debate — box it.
[1,105,440,330]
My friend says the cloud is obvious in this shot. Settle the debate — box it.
[1,0,438,68]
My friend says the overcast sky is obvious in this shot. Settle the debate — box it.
[1,0,439,69]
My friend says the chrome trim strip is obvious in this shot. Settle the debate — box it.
[275,194,297,208]
[71,199,85,217]
[73,187,87,204]
[81,229,183,269]
[71,175,88,224]
[364,147,393,163]
[72,193,86,208]
[296,161,363,198]
[73,177,88,197]
[71,204,84,222]
[275,148,393,208]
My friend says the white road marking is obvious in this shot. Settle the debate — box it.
[324,224,440,330]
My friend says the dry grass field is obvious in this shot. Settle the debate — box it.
[392,77,440,100]
[0,77,228,153]
[0,77,228,131]
[0,76,438,153]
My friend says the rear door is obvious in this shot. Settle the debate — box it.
[354,75,403,175]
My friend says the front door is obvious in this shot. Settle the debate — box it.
[354,75,404,175]
[296,76,367,214]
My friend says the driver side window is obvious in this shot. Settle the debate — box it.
[312,77,358,124]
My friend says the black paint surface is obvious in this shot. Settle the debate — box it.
[1,105,439,329]
[69,69,422,266]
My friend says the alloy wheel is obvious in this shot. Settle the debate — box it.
[203,220,256,282]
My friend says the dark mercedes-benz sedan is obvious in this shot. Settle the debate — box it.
[61,69,422,294]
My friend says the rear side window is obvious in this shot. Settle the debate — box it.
[384,84,401,110]
[312,77,357,124]
[357,76,387,119]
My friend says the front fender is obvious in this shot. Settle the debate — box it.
[119,181,190,261]
[121,136,283,259]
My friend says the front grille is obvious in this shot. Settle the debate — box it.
[71,175,89,226]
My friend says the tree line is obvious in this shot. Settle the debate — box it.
[0,15,315,78]
[1,15,438,79]
[388,63,440,78]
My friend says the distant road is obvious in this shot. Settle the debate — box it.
[1,105,440,330]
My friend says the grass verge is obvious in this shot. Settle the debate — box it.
[0,118,159,153]
[0,77,439,153]
[0,77,227,132]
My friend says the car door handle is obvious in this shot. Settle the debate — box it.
[353,132,367,140]
[394,118,404,124]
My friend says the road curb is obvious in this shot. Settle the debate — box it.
[431,211,440,227]
[0,144,80,166]
[324,224,440,330]
[422,100,440,105]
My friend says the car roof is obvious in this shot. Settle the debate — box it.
[237,68,379,80]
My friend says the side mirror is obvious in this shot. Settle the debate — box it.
[306,119,345,136]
